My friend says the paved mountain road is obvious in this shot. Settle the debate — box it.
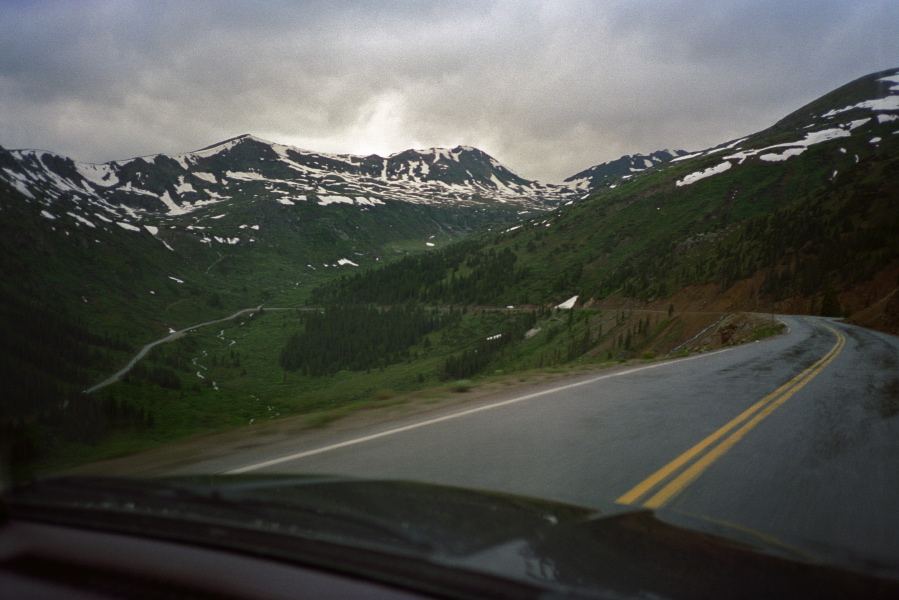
[216,316,899,567]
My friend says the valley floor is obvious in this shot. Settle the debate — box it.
[65,310,784,477]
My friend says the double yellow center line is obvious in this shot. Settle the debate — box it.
[616,320,846,509]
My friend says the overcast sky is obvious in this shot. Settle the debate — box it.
[1,1,897,182]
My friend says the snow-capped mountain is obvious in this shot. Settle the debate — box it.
[2,134,695,270]
[564,149,688,190]
[1,135,578,223]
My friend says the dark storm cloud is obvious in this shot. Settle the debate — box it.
[1,0,897,181]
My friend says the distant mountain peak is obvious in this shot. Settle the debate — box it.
[564,149,688,189]
[1,134,584,227]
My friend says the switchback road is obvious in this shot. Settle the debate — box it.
[84,307,290,393]
[216,316,899,568]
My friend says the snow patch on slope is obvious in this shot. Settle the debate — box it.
[676,162,732,186]
[821,71,899,118]
[759,147,807,162]
[67,212,96,228]
[226,171,265,181]
[725,127,854,164]
[318,195,354,206]
[823,96,899,118]
[556,295,579,310]
[77,163,119,187]
[175,176,195,194]
[159,191,189,215]
[3,169,35,198]
[193,172,216,184]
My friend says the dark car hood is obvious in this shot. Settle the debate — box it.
[5,475,898,599]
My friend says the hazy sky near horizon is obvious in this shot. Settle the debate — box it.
[2,0,897,181]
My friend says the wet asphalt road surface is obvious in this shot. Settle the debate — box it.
[217,316,899,567]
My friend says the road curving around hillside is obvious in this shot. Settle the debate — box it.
[209,316,899,568]
[83,306,290,394]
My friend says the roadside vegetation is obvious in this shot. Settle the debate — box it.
[9,302,781,476]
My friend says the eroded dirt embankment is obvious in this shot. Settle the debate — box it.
[589,259,899,337]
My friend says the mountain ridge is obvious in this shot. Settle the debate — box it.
[4,134,580,217]
[564,149,688,190]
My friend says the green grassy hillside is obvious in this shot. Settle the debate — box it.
[311,69,899,315]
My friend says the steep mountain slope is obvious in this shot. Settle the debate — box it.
[312,68,899,331]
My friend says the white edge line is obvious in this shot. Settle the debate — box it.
[225,348,739,474]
